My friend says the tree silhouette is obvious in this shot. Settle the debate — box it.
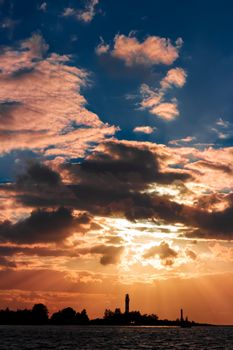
[60,307,76,324]
[50,307,90,325]
[0,301,198,326]
[31,303,49,324]
[76,309,89,324]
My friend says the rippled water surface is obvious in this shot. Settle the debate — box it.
[0,325,232,350]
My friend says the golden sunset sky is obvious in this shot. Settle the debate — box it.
[0,0,233,325]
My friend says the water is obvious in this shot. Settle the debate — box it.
[0,325,232,349]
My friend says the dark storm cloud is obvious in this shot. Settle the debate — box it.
[0,241,124,266]
[0,207,92,244]
[0,100,21,126]
[194,192,226,210]
[64,141,189,221]
[3,162,77,209]
[90,244,124,265]
[67,141,191,188]
[5,144,190,222]
[17,162,61,186]
[0,256,16,268]
[0,245,78,258]
[0,146,189,237]
[4,143,233,240]
[143,241,178,260]
[183,204,233,240]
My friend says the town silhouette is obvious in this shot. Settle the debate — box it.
[0,294,209,327]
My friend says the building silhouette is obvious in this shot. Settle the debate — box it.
[125,294,130,314]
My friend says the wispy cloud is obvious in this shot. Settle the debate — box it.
[133,126,155,134]
[169,136,196,146]
[62,0,99,23]
[139,67,187,121]
[211,118,233,140]
[139,84,179,121]
[95,37,110,55]
[38,2,47,12]
[78,0,99,23]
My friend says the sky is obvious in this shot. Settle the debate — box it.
[0,0,233,325]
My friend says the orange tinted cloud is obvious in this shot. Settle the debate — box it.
[95,37,110,55]
[97,34,182,67]
[139,66,186,120]
[140,84,162,108]
[133,126,155,134]
[62,0,99,23]
[150,101,179,120]
[95,34,186,121]
[143,241,178,266]
[0,35,117,156]
[160,67,187,89]
[112,34,182,66]
[78,0,99,23]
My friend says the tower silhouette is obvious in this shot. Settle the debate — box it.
[125,294,130,314]
[180,308,184,322]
